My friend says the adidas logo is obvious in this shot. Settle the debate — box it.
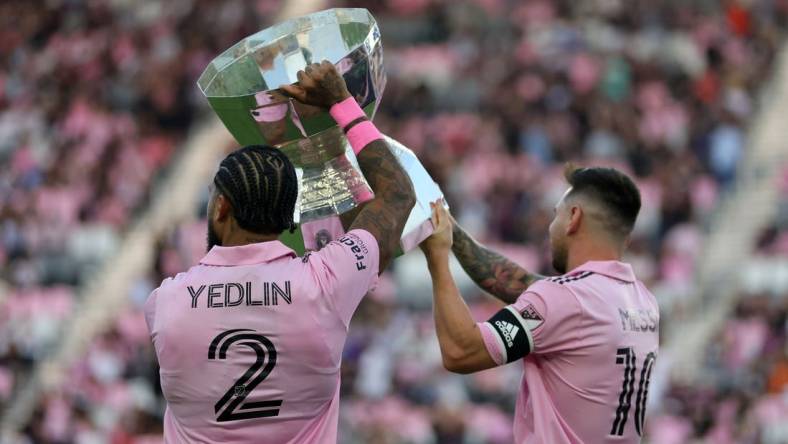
[495,320,519,347]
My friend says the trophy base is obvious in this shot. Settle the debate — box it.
[282,136,446,256]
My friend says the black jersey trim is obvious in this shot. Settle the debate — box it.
[548,271,594,285]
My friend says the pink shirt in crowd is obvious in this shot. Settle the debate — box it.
[479,261,659,443]
[144,230,379,443]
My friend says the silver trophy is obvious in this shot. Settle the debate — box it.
[198,8,443,253]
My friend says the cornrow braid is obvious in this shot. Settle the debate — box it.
[214,145,298,235]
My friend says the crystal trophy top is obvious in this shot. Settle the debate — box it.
[197,9,385,223]
[199,8,445,254]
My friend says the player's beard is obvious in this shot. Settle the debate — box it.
[207,219,222,252]
[551,237,569,274]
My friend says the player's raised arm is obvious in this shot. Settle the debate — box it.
[451,219,543,304]
[421,201,498,374]
[281,61,415,272]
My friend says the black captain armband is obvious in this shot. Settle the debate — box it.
[485,306,535,363]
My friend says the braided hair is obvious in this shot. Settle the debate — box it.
[213,145,298,235]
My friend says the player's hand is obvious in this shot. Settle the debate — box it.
[279,60,351,109]
[420,199,453,258]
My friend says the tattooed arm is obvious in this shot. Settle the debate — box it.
[451,221,543,304]
[349,141,415,272]
[281,61,415,272]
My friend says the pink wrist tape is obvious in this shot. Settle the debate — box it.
[346,121,383,155]
[330,97,383,155]
[329,96,364,127]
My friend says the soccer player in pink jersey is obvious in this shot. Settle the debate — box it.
[144,61,415,443]
[420,166,659,443]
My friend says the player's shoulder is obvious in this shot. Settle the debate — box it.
[635,279,660,309]
[338,229,378,251]
[517,276,577,306]
[154,265,202,293]
[514,276,584,324]
[300,229,378,272]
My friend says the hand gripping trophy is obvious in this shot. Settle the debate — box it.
[197,8,443,254]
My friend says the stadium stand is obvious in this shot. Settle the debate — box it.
[647,164,788,443]
[1,0,787,442]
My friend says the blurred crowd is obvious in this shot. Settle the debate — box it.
[652,171,788,441]
[647,293,788,444]
[3,0,788,443]
[755,165,788,258]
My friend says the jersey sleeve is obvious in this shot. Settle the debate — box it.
[303,229,380,327]
[478,280,583,365]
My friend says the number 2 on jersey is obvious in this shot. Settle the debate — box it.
[611,348,656,436]
[208,329,282,422]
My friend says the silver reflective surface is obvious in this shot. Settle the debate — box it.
[198,8,384,222]
[199,9,384,101]
[199,8,443,252]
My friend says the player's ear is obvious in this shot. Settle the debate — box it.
[566,204,582,235]
[215,194,233,222]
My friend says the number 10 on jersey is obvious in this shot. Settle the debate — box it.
[611,347,656,437]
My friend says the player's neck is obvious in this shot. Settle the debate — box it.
[222,229,279,247]
[566,240,622,272]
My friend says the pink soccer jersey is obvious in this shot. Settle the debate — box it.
[144,230,379,444]
[478,261,659,443]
